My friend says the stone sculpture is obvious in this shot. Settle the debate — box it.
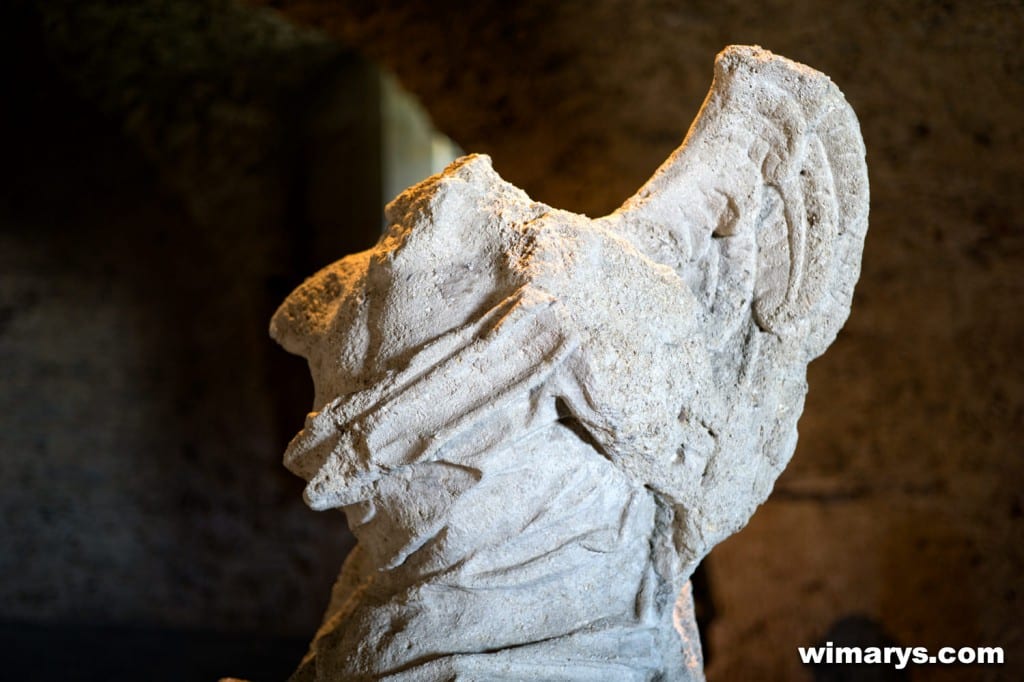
[269,45,868,681]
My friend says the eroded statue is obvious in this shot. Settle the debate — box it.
[269,46,868,681]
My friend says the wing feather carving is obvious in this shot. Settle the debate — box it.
[610,45,868,361]
[596,45,869,568]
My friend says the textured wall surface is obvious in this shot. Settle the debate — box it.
[2,1,1021,680]
[1,1,374,642]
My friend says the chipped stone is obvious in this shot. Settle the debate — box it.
[270,45,868,680]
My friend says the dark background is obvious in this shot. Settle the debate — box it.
[1,1,1021,680]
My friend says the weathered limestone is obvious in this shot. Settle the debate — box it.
[270,45,868,681]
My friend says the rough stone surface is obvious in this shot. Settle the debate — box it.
[271,46,867,680]
[261,3,1024,679]
[4,2,1021,680]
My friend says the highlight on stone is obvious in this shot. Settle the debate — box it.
[267,45,868,681]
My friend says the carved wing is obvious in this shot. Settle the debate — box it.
[596,46,869,570]
[611,45,869,361]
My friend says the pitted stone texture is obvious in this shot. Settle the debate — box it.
[271,46,867,681]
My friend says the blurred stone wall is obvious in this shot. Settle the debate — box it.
[2,1,1021,680]
[0,0,378,641]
